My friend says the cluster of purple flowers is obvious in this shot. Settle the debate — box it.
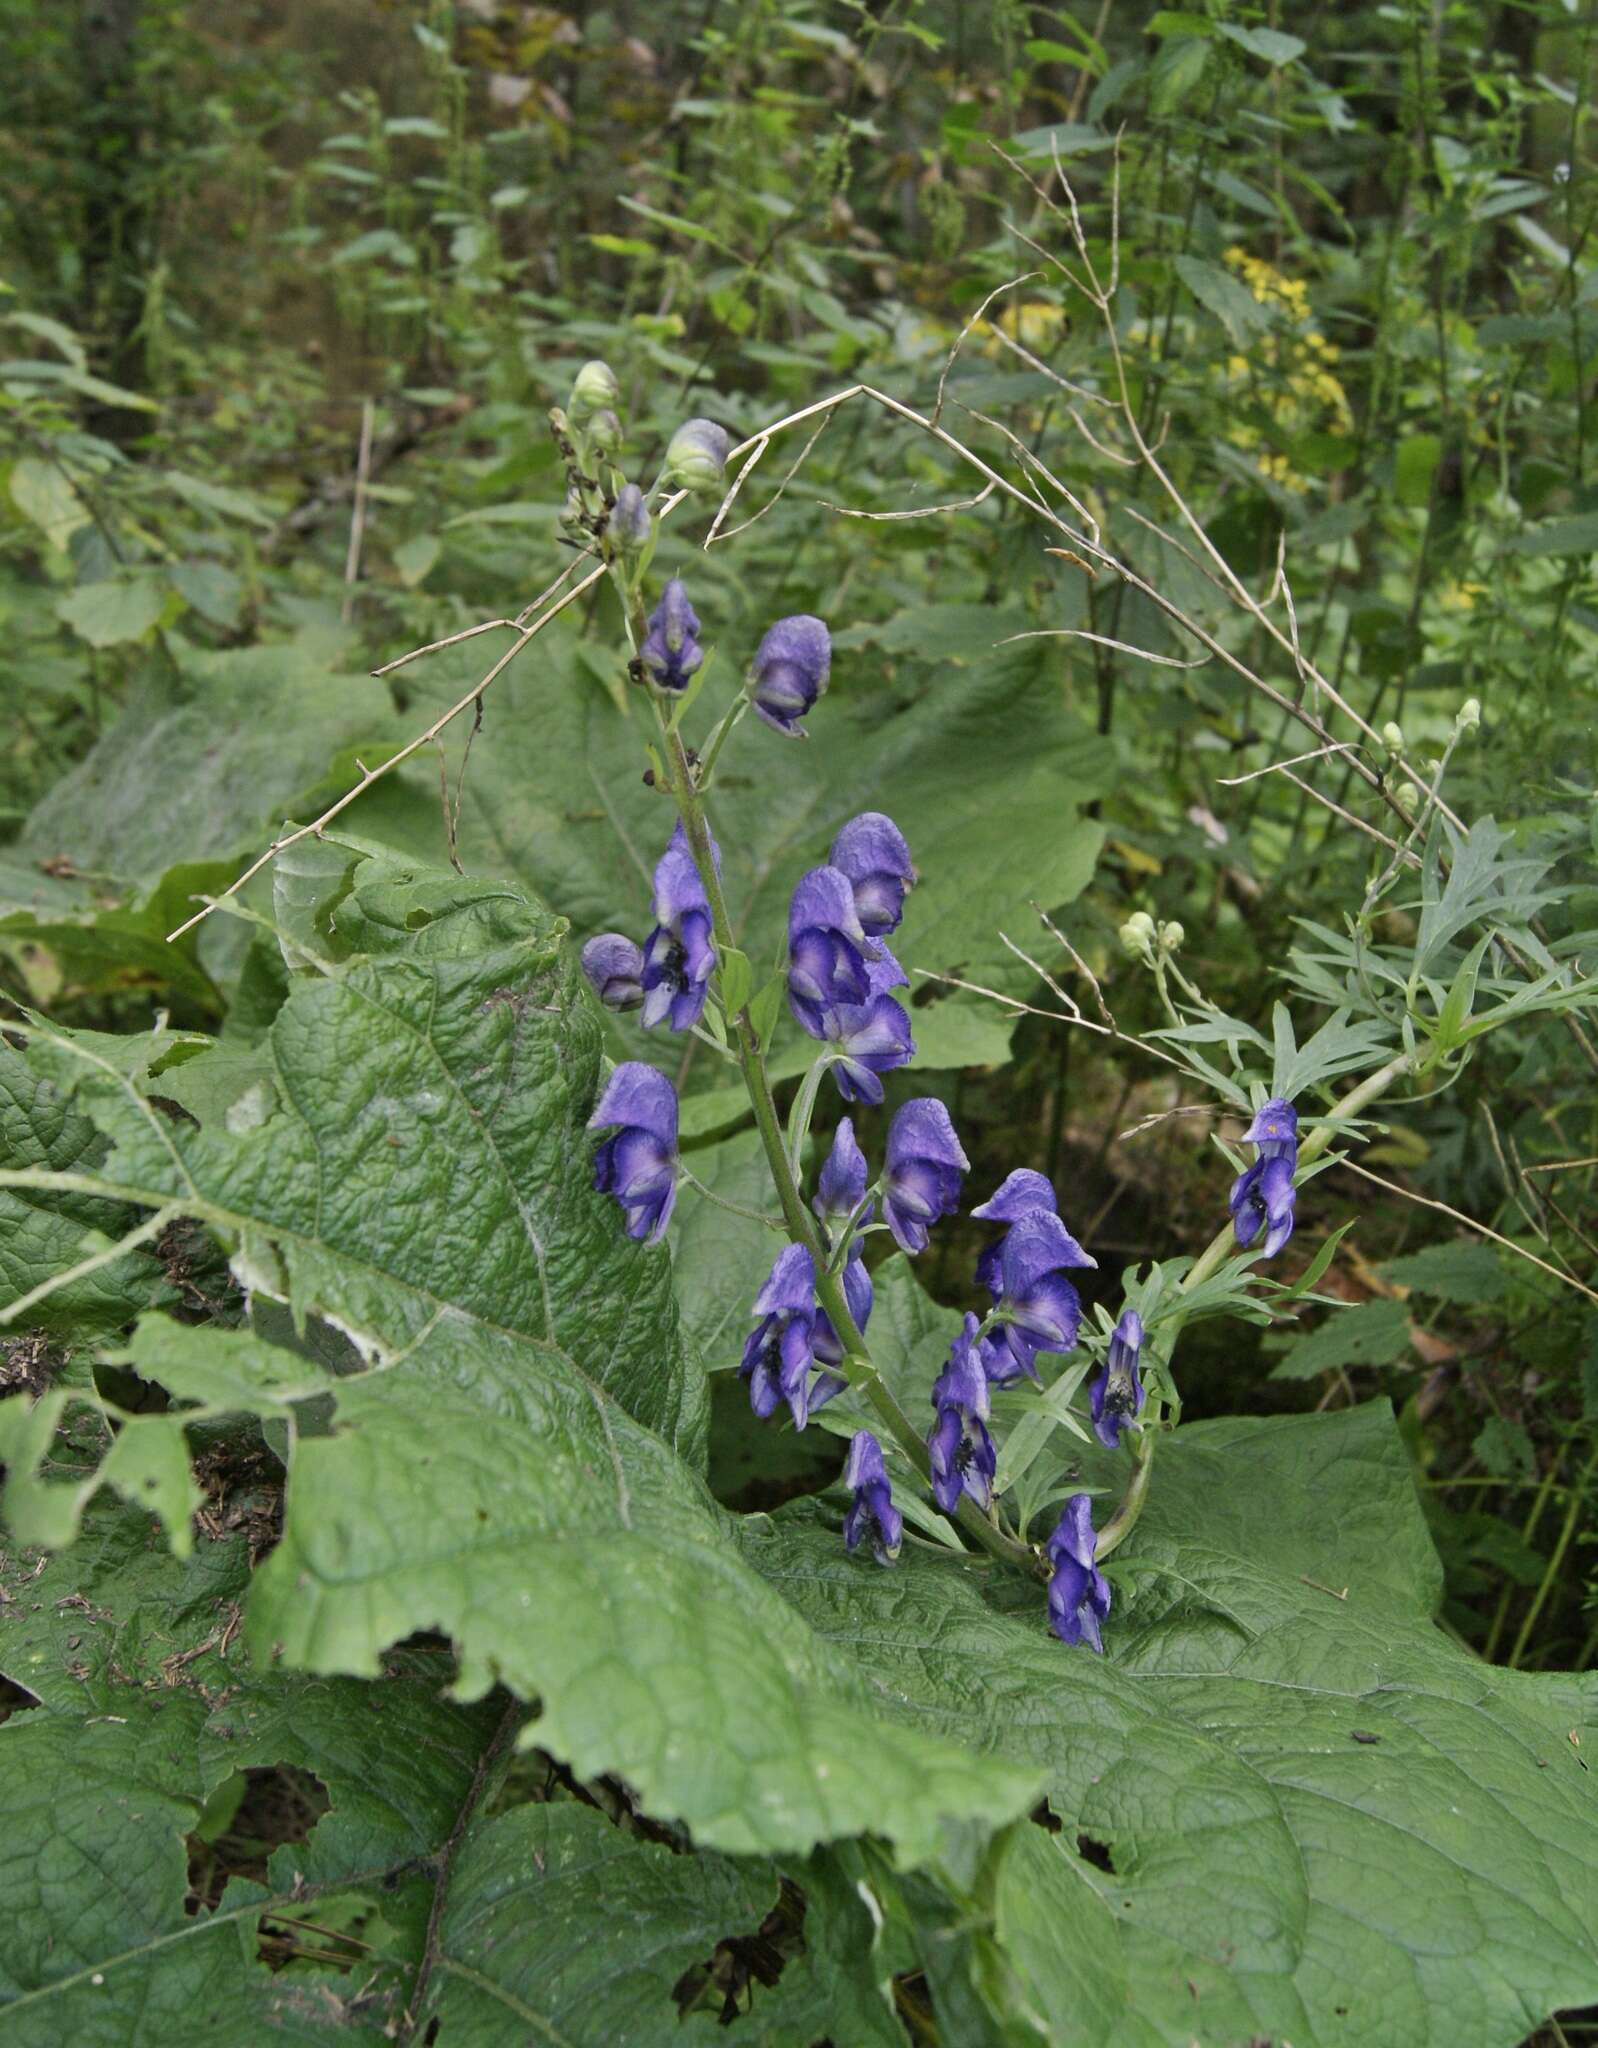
[580,563,1307,1659]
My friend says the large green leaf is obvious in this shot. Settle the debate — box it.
[0,1499,504,2047]
[739,1404,1598,2047]
[415,1803,905,2045]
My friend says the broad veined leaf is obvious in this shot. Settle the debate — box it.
[739,1404,1598,2047]
[0,1498,506,2047]
[414,1803,906,2046]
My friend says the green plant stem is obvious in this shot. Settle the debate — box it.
[1096,1050,1415,1563]
[1506,1445,1597,1670]
[642,687,1036,1575]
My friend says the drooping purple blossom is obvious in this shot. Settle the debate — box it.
[971,1168,1059,1297]
[640,577,703,694]
[829,812,915,938]
[882,1099,969,1255]
[811,1119,875,1364]
[984,1211,1096,1383]
[1088,1308,1146,1450]
[588,1063,678,1243]
[739,1244,845,1430]
[1230,1095,1299,1258]
[641,821,718,1033]
[927,1312,997,1515]
[749,615,831,737]
[580,932,646,1012]
[843,1430,902,1565]
[1046,1494,1111,1652]
[817,948,915,1106]
[787,866,874,1033]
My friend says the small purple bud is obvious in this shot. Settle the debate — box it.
[640,578,704,695]
[610,484,651,563]
[1088,1308,1146,1450]
[1045,1494,1111,1652]
[580,933,646,1011]
[749,615,831,738]
[843,1431,902,1564]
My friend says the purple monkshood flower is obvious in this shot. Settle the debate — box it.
[819,947,915,1105]
[641,821,719,1033]
[1046,1495,1111,1652]
[640,577,703,694]
[1089,1309,1146,1450]
[588,1063,678,1243]
[580,932,646,1012]
[843,1431,903,1565]
[928,1313,997,1515]
[984,1212,1097,1384]
[883,1099,969,1255]
[829,813,915,938]
[971,1167,1058,1297]
[787,866,875,1032]
[750,615,831,737]
[1231,1095,1299,1258]
[739,1244,846,1430]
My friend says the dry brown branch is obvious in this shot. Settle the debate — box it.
[931,270,1041,427]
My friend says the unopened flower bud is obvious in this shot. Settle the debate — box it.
[749,614,830,736]
[1394,780,1420,814]
[1381,720,1405,756]
[587,408,623,458]
[640,578,703,694]
[1456,696,1481,733]
[664,417,732,494]
[1118,911,1156,962]
[1159,920,1185,954]
[568,359,621,428]
[609,483,651,564]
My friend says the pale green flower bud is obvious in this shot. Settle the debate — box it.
[1456,696,1481,733]
[587,408,623,458]
[1381,720,1405,756]
[1118,911,1157,962]
[1159,920,1185,954]
[568,359,621,428]
[1393,779,1420,814]
[664,417,732,494]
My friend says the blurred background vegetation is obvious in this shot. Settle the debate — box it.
[2,0,1595,1690]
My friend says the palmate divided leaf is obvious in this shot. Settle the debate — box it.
[2,845,1595,2045]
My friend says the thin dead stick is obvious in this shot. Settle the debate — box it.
[1001,626,1210,670]
[166,562,606,942]
[1279,769,1417,864]
[1217,742,1357,787]
[706,418,832,546]
[371,616,518,677]
[820,479,997,523]
[932,270,1041,427]
[340,399,375,625]
[1336,1157,1598,1306]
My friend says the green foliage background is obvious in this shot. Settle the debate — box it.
[1,2,1597,2043]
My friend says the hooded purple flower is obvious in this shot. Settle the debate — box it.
[787,866,874,1032]
[588,1063,678,1243]
[580,932,646,1012]
[842,1430,902,1565]
[750,615,831,736]
[882,1099,969,1255]
[739,1244,845,1430]
[1046,1494,1111,1653]
[640,577,703,694]
[971,1168,1059,1297]
[927,1313,997,1515]
[1231,1096,1299,1258]
[641,821,718,1032]
[811,947,914,1106]
[985,1212,1096,1384]
[1088,1309,1145,1450]
[829,813,915,938]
